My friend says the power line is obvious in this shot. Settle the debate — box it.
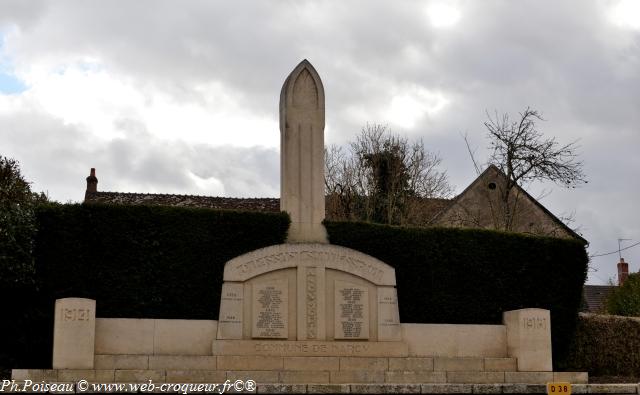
[590,241,640,258]
[618,238,632,260]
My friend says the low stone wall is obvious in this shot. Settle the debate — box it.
[94,319,506,359]
[402,324,506,358]
[42,298,556,386]
[95,319,217,356]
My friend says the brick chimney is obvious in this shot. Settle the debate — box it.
[617,257,629,286]
[85,168,98,201]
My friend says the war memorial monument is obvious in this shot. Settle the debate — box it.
[11,61,589,394]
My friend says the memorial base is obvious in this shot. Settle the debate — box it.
[212,339,409,357]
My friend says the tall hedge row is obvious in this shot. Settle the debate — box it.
[4,204,587,372]
[325,221,589,366]
[561,314,640,376]
[34,203,291,318]
[2,203,290,374]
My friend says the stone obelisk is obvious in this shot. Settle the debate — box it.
[280,60,328,243]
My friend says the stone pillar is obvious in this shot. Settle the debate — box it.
[280,60,328,243]
[503,308,552,372]
[52,298,96,369]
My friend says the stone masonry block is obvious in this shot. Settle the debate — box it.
[226,370,279,383]
[553,372,588,384]
[149,356,216,370]
[384,371,446,384]
[350,384,421,393]
[94,318,153,355]
[571,384,589,394]
[339,357,387,371]
[164,370,226,383]
[114,369,165,383]
[279,371,330,383]
[434,357,483,371]
[307,384,350,393]
[472,384,502,394]
[257,384,307,394]
[505,372,554,384]
[217,355,283,370]
[153,319,217,355]
[421,384,473,393]
[503,309,552,372]
[94,355,148,369]
[484,358,517,372]
[57,369,114,382]
[330,371,385,383]
[283,357,339,371]
[53,298,96,369]
[388,357,433,371]
[446,371,505,384]
[11,369,58,381]
[587,384,638,394]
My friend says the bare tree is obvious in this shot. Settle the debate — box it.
[486,108,585,185]
[461,108,587,232]
[325,124,452,225]
[325,145,359,221]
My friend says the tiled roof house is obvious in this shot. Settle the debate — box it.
[83,166,587,244]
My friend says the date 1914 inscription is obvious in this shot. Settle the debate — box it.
[62,308,91,322]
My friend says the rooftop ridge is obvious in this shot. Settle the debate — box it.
[87,191,279,200]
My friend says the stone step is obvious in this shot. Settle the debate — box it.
[211,340,410,357]
[12,368,589,384]
[91,354,517,372]
[6,382,635,394]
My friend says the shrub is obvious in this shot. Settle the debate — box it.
[324,220,588,367]
[33,203,290,319]
[607,273,640,317]
[4,206,587,371]
[561,313,640,376]
[0,156,48,377]
[2,203,289,371]
[0,155,47,287]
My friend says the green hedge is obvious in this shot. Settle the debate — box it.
[606,273,640,316]
[34,203,290,318]
[2,203,289,372]
[561,314,640,376]
[4,205,587,371]
[325,221,588,367]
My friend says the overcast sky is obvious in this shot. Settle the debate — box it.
[1,0,638,284]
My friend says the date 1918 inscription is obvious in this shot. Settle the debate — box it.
[521,316,547,330]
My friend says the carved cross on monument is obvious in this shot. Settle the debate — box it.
[280,60,329,243]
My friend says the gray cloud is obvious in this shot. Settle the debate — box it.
[1,0,639,283]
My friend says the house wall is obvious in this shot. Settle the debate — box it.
[435,167,573,239]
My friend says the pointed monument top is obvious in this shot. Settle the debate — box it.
[280,60,324,110]
[297,58,314,68]
[279,60,328,243]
